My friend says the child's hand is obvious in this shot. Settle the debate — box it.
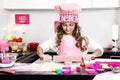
[40,54,52,61]
[83,54,95,61]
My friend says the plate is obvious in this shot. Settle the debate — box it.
[0,62,15,68]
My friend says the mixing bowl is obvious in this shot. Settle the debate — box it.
[0,53,18,68]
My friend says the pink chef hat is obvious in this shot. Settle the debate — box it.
[55,3,81,23]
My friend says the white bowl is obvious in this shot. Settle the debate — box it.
[9,42,26,48]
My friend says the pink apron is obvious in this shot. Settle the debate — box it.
[59,35,83,56]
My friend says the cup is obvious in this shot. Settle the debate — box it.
[9,42,19,52]
[22,46,27,52]
[22,46,28,55]
[28,42,39,52]
[11,45,19,52]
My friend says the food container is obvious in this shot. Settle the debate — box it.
[62,66,71,74]
[104,67,112,71]
[9,42,26,52]
[86,69,96,74]
[0,53,18,68]
[96,69,105,73]
[56,69,62,75]
[76,66,81,73]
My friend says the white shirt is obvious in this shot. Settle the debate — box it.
[39,35,104,55]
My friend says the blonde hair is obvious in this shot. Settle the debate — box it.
[56,23,89,51]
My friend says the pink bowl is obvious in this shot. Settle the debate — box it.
[76,66,81,72]
[86,69,95,74]
[62,66,71,74]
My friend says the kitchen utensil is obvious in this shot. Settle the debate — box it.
[0,53,18,68]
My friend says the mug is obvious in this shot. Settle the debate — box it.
[28,42,39,52]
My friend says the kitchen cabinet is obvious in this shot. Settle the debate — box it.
[3,0,64,9]
[92,0,119,8]
[4,0,34,9]
[34,0,64,9]
[64,0,92,8]
[3,0,92,9]
[3,0,119,9]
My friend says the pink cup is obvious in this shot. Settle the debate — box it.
[62,66,71,74]
[76,66,81,73]
[86,69,96,74]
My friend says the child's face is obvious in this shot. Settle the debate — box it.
[62,22,76,35]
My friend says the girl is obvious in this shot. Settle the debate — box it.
[37,3,103,61]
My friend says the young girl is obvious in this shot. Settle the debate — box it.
[37,3,103,61]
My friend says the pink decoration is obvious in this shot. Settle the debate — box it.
[91,65,102,70]
[85,64,92,69]
[94,61,120,67]
[86,69,96,74]
[62,66,71,74]
[55,3,81,23]
[15,14,30,24]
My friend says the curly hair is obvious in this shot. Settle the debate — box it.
[56,23,89,51]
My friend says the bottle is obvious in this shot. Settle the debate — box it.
[80,57,86,74]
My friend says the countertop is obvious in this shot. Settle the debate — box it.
[14,48,120,63]
[0,48,120,80]
[0,57,120,80]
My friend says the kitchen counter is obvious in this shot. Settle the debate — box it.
[0,61,96,80]
[95,48,120,58]
[1,58,120,80]
[15,48,120,63]
[0,48,120,80]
